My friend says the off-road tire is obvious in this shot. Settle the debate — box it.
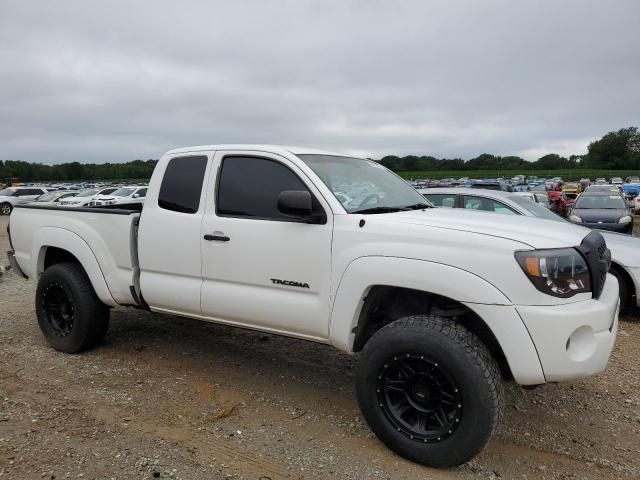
[35,262,110,353]
[356,315,504,468]
[0,202,12,216]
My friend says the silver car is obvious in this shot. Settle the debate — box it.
[419,187,640,310]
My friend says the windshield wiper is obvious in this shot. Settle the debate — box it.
[351,203,431,214]
[402,203,432,210]
[351,206,406,214]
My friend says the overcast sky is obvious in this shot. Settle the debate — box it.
[1,0,639,164]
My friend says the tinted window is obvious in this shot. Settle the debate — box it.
[463,196,517,215]
[158,156,207,214]
[423,193,456,208]
[137,188,148,197]
[217,156,309,220]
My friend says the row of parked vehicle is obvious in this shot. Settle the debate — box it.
[0,185,148,215]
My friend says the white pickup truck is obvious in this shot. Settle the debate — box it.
[6,145,619,467]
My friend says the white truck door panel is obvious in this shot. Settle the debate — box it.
[139,154,212,314]
[200,151,333,339]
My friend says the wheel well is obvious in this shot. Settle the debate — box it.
[610,261,635,304]
[352,286,513,380]
[43,247,81,271]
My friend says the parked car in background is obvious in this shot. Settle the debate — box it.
[89,185,147,207]
[561,182,581,201]
[625,176,640,184]
[579,178,591,190]
[634,196,640,214]
[28,191,78,206]
[595,178,607,185]
[585,185,622,194]
[419,187,640,310]
[59,187,120,207]
[569,191,633,234]
[611,177,624,185]
[0,186,49,215]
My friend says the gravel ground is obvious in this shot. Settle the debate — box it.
[1,215,639,480]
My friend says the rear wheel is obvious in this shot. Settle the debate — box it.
[35,262,110,353]
[356,316,503,468]
[0,203,12,215]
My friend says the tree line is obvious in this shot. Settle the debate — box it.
[1,127,638,182]
[380,126,640,172]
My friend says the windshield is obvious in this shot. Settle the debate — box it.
[575,194,626,209]
[534,193,550,205]
[0,188,16,197]
[297,154,430,213]
[111,187,135,197]
[509,195,565,222]
[77,189,98,197]
[35,192,58,202]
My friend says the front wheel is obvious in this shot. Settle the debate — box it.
[0,203,12,215]
[36,262,110,353]
[356,316,503,468]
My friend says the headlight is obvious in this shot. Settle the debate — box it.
[618,215,632,224]
[568,214,582,223]
[515,248,591,298]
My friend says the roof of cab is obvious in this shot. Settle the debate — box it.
[164,144,357,158]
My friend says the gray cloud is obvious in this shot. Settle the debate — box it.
[1,0,639,163]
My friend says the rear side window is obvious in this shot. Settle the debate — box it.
[217,156,308,220]
[158,156,208,214]
[463,196,517,215]
[423,193,456,208]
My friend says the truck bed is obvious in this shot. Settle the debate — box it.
[10,205,141,306]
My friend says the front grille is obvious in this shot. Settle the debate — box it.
[577,231,611,299]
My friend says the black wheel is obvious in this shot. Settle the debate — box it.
[0,203,12,215]
[36,262,110,353]
[356,316,503,468]
[610,268,628,312]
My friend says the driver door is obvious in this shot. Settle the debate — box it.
[199,151,334,340]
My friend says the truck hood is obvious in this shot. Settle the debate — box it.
[374,208,590,249]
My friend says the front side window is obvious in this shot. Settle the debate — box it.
[136,188,148,198]
[423,193,456,208]
[0,188,16,196]
[217,156,312,220]
[297,154,429,213]
[463,196,517,215]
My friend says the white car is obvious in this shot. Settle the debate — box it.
[0,186,49,215]
[89,186,147,207]
[27,191,79,207]
[58,187,119,207]
[420,186,639,310]
[7,145,618,468]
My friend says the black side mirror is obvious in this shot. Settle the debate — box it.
[277,190,326,224]
[278,190,312,217]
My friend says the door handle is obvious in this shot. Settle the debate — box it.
[203,234,230,242]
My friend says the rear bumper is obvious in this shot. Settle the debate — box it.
[515,273,619,383]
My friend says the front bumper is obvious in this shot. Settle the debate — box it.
[515,273,619,383]
[582,221,633,234]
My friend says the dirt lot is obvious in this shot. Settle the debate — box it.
[1,215,640,480]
